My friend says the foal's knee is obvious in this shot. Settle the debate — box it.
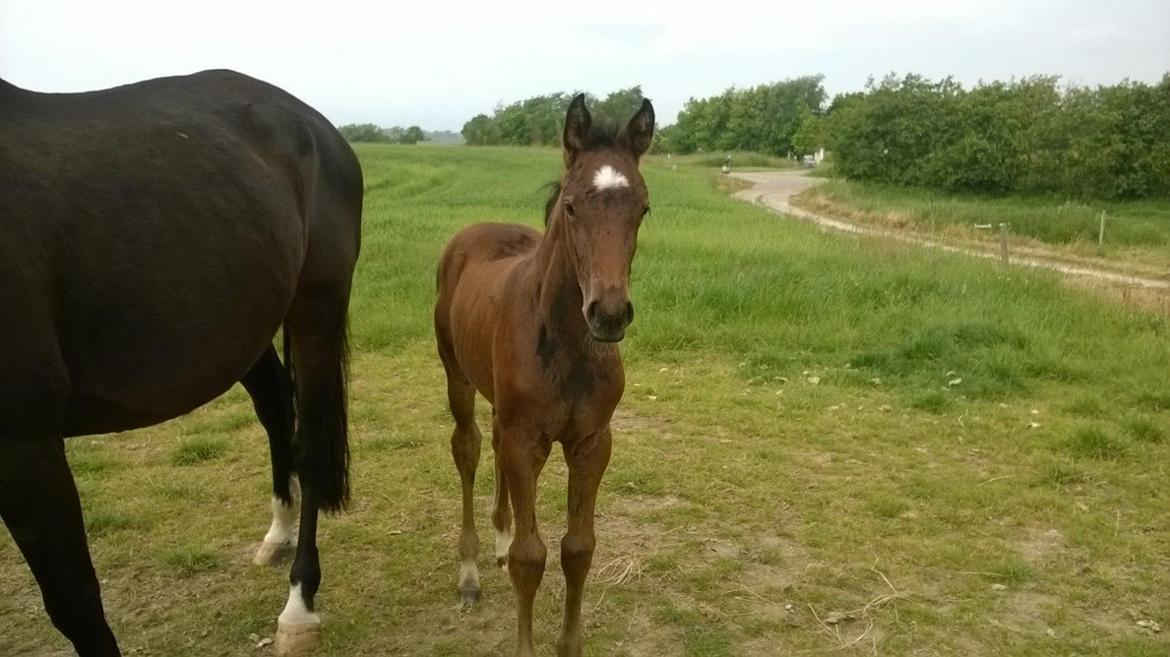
[560,533,595,573]
[508,535,547,583]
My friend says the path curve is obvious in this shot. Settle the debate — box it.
[729,170,1170,290]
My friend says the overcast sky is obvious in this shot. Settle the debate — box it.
[2,1,1167,131]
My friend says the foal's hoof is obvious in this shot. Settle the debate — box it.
[253,540,296,567]
[273,619,321,657]
[496,556,508,570]
[459,585,481,607]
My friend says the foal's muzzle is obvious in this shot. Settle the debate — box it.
[586,299,634,343]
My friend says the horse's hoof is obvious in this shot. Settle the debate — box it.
[273,619,320,657]
[253,540,296,567]
[459,585,481,607]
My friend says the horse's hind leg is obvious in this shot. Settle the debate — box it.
[490,411,513,570]
[556,427,613,657]
[1,437,120,656]
[438,335,483,605]
[241,345,300,567]
[273,292,352,657]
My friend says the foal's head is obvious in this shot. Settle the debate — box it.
[555,93,654,343]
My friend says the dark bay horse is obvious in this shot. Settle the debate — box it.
[0,70,361,656]
[434,95,653,657]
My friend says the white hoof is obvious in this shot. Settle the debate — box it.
[253,540,296,566]
[273,618,321,657]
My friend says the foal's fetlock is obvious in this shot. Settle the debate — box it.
[457,561,481,606]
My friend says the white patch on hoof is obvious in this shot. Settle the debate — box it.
[274,584,320,656]
[593,165,629,191]
[273,620,320,657]
[278,584,320,626]
[495,528,513,569]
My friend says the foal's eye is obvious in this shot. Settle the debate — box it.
[641,206,651,219]
[564,202,576,218]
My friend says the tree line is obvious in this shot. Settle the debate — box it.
[459,73,1170,200]
[461,87,648,146]
[339,123,429,144]
[820,74,1170,199]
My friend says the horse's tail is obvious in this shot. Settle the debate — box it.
[317,318,350,513]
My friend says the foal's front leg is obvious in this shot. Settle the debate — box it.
[557,427,613,657]
[500,424,552,657]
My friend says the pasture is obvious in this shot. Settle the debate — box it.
[2,145,1169,656]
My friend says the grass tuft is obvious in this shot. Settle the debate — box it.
[170,436,229,466]
[1124,416,1165,444]
[159,546,225,577]
[1064,426,1125,459]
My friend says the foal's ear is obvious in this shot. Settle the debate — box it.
[563,93,592,157]
[625,99,655,159]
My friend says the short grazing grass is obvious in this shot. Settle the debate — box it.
[796,177,1170,271]
[169,436,230,465]
[2,145,1169,656]
[159,546,226,577]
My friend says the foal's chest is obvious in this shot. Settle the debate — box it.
[533,352,625,441]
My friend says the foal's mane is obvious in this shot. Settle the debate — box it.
[543,119,627,226]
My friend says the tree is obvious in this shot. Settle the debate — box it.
[398,125,427,145]
[462,114,498,145]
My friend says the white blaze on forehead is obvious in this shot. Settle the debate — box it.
[593,165,629,191]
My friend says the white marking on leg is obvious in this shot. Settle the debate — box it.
[263,476,300,547]
[278,583,320,626]
[495,528,513,567]
[593,165,629,191]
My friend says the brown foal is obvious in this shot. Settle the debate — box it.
[434,94,654,656]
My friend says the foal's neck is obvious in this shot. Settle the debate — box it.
[531,207,592,354]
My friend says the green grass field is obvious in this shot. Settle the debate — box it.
[2,145,1169,656]
[797,178,1170,273]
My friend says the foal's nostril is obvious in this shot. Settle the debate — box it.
[586,300,600,323]
[625,302,635,326]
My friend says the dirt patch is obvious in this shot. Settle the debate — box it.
[611,407,673,436]
[1019,528,1065,566]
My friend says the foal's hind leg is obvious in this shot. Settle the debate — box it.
[242,345,300,567]
[438,338,484,605]
[557,427,613,657]
[491,411,513,570]
[1,438,120,656]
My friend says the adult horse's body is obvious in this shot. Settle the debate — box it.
[434,95,653,657]
[0,70,361,656]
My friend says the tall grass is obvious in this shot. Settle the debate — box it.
[353,145,1170,409]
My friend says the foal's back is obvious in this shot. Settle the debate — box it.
[434,221,541,400]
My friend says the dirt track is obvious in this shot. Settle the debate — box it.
[730,170,1170,291]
